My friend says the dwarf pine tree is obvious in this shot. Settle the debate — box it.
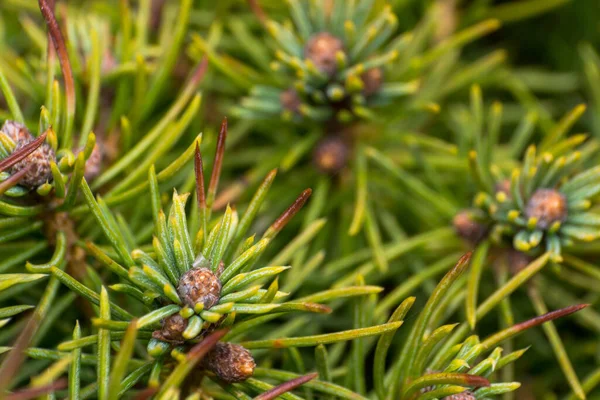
[0,1,598,399]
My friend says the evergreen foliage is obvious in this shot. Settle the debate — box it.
[0,0,598,399]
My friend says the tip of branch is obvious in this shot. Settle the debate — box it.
[207,117,229,206]
[512,303,590,333]
[269,188,312,234]
[452,251,472,274]
[219,117,228,139]
[38,0,75,110]
[254,372,318,400]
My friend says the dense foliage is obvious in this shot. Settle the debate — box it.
[0,0,599,399]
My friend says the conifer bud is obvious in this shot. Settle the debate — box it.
[304,32,344,77]
[203,343,256,383]
[525,189,567,229]
[313,135,350,174]
[2,121,56,189]
[361,67,383,96]
[2,121,32,143]
[177,267,221,309]
[153,313,188,343]
[453,210,488,244]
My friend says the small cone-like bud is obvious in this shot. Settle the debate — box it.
[304,32,344,77]
[525,189,567,229]
[313,135,349,174]
[361,67,383,96]
[453,210,488,244]
[2,120,32,143]
[9,144,55,190]
[177,267,221,309]
[280,88,302,115]
[1,120,56,188]
[443,392,475,400]
[10,142,56,189]
[203,342,255,383]
[153,313,188,343]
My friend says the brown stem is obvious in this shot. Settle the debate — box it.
[0,314,40,394]
[264,188,312,238]
[38,0,75,131]
[254,373,318,400]
[5,379,66,400]
[187,329,229,360]
[513,303,589,332]
[480,303,589,352]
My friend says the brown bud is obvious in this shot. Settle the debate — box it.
[152,313,188,343]
[313,135,350,174]
[203,342,255,383]
[453,210,488,244]
[443,392,475,400]
[2,120,33,144]
[177,267,221,309]
[280,88,302,115]
[10,141,55,189]
[525,189,567,229]
[361,67,383,96]
[1,121,56,189]
[304,32,344,77]
[216,260,225,278]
